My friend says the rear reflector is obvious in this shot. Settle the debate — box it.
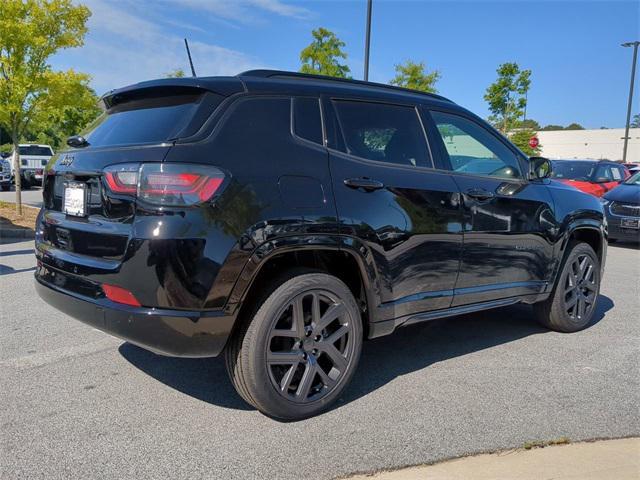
[102,284,141,307]
[103,163,225,206]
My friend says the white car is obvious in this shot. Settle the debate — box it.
[10,144,54,189]
[0,157,11,191]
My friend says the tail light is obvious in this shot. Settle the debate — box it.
[103,163,225,206]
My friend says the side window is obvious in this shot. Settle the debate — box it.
[611,167,623,181]
[333,100,430,167]
[293,97,322,145]
[430,111,522,179]
[594,165,613,182]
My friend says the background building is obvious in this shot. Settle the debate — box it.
[536,128,640,162]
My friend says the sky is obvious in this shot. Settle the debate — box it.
[50,0,639,129]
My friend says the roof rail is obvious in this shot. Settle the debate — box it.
[238,69,453,103]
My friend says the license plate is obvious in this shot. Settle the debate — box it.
[621,218,640,229]
[64,182,87,217]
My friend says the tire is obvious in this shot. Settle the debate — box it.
[225,270,363,420]
[533,241,600,332]
[0,184,9,191]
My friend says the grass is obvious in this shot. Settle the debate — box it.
[0,200,39,230]
[522,437,571,450]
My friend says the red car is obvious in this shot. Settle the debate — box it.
[550,160,630,197]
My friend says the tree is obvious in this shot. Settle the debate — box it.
[484,62,531,133]
[166,68,185,78]
[509,128,541,156]
[630,114,640,128]
[540,124,564,131]
[389,60,440,93]
[299,27,350,78]
[564,123,584,130]
[0,0,92,215]
[518,119,540,130]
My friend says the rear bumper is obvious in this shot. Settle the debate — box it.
[35,274,236,358]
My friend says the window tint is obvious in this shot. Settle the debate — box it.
[85,94,203,147]
[431,111,521,179]
[333,100,430,167]
[293,97,322,144]
[19,146,53,156]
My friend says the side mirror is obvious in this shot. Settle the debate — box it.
[66,135,89,148]
[529,156,552,180]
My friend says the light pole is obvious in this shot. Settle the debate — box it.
[621,41,639,163]
[363,0,372,81]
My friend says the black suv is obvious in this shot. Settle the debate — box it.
[35,70,606,420]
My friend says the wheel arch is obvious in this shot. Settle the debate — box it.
[226,236,383,339]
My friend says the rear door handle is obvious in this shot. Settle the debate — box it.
[344,177,385,192]
[465,188,495,200]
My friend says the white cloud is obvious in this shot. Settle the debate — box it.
[60,0,268,94]
[166,0,311,23]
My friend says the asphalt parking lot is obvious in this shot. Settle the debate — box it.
[1,239,638,480]
[0,187,43,208]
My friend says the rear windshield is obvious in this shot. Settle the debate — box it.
[85,93,203,148]
[19,146,53,156]
[550,161,595,181]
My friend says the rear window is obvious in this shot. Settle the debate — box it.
[550,161,595,181]
[19,146,53,156]
[85,93,205,148]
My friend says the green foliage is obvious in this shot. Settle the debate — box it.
[166,68,186,78]
[541,123,585,131]
[0,0,94,213]
[484,62,531,133]
[518,119,540,130]
[299,27,350,78]
[390,60,440,93]
[509,128,541,156]
[631,114,640,128]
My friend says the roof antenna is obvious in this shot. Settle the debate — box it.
[184,38,197,77]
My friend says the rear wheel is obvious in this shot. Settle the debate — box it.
[534,242,600,332]
[225,271,362,420]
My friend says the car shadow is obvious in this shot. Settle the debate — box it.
[119,295,614,417]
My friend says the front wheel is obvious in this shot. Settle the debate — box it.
[534,242,600,332]
[225,271,363,420]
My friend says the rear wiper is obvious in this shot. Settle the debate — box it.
[67,135,90,148]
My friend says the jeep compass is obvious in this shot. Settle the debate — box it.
[35,70,607,420]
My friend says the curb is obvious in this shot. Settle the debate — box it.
[0,228,35,239]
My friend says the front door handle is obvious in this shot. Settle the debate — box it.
[344,177,385,192]
[465,188,495,200]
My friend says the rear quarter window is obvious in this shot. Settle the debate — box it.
[293,97,323,145]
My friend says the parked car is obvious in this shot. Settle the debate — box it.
[624,162,640,175]
[35,70,607,420]
[602,171,640,243]
[549,159,630,197]
[10,144,54,189]
[0,157,11,191]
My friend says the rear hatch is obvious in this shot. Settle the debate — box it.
[40,79,242,261]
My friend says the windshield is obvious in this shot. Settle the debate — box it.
[623,171,640,185]
[19,146,53,156]
[550,161,595,181]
